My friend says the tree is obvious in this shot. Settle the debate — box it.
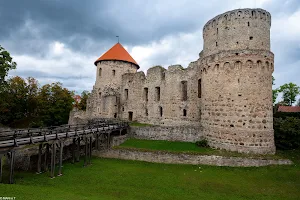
[0,45,17,87]
[272,76,279,104]
[37,82,74,126]
[78,90,90,110]
[278,83,300,106]
[0,76,29,125]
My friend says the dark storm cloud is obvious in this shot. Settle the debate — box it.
[0,0,300,98]
[0,0,232,56]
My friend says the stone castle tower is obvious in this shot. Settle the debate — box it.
[71,8,275,154]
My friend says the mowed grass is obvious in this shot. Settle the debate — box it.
[117,139,284,159]
[0,153,300,200]
[119,138,211,153]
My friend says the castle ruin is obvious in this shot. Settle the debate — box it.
[69,8,275,154]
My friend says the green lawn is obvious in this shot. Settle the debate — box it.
[119,138,212,153]
[0,154,300,200]
[117,139,284,159]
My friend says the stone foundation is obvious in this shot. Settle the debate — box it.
[96,149,292,167]
[129,126,203,142]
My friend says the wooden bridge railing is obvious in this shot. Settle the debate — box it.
[0,118,129,184]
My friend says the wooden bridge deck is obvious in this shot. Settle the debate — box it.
[0,119,129,184]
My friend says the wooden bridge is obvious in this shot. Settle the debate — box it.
[0,119,129,184]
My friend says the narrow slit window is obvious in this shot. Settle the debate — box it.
[145,109,148,116]
[99,68,102,77]
[155,87,160,101]
[112,70,116,76]
[144,87,148,101]
[159,106,163,117]
[183,109,187,117]
[181,81,187,101]
[125,89,128,100]
[198,79,202,98]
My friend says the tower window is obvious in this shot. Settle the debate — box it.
[99,92,101,98]
[216,42,218,47]
[198,79,202,98]
[183,109,187,117]
[112,70,116,76]
[145,109,148,116]
[181,81,187,101]
[248,22,250,26]
[144,87,148,101]
[159,106,163,117]
[99,68,102,77]
[155,87,160,101]
[125,89,128,100]
[250,36,253,40]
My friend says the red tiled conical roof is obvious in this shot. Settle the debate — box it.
[94,43,139,69]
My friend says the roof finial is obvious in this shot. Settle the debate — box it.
[116,36,119,43]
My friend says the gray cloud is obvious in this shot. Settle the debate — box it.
[1,0,300,100]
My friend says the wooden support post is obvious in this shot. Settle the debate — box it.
[44,143,49,172]
[95,134,99,150]
[9,151,15,184]
[50,143,56,178]
[72,138,76,164]
[37,143,43,174]
[84,137,88,167]
[89,136,92,165]
[76,137,80,162]
[0,154,3,183]
[58,141,63,176]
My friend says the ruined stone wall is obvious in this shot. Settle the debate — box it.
[120,62,201,126]
[200,8,275,154]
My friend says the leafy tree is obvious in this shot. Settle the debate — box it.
[278,83,300,106]
[37,82,74,126]
[78,90,90,110]
[0,76,29,125]
[274,117,300,150]
[272,76,279,104]
[0,45,17,87]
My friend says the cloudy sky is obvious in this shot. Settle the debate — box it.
[1,0,299,101]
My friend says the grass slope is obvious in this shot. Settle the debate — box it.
[117,139,284,159]
[0,155,300,200]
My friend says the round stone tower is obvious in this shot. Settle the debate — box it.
[88,43,139,118]
[200,8,275,154]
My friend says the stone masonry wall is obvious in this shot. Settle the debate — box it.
[130,126,203,142]
[97,149,292,167]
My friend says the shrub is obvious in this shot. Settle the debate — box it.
[196,139,209,148]
[274,117,300,150]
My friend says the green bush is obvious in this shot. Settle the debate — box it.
[274,117,300,150]
[196,139,209,148]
